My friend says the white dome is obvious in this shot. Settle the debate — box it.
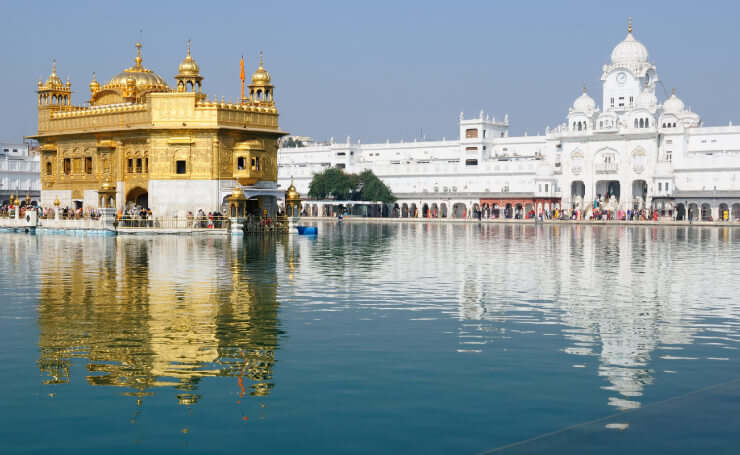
[663,91,685,114]
[573,91,596,113]
[636,87,658,109]
[610,33,649,65]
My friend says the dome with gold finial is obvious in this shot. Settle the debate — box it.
[285,181,300,202]
[89,72,100,93]
[178,40,200,76]
[231,185,244,198]
[44,60,64,89]
[251,52,271,85]
[106,43,169,91]
[611,17,649,65]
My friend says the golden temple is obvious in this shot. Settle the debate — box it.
[30,42,287,216]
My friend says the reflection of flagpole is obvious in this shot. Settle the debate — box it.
[240,54,245,103]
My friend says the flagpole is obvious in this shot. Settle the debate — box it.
[240,54,245,103]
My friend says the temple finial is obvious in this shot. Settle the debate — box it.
[260,50,263,66]
[187,39,191,55]
[628,17,632,34]
[583,83,587,93]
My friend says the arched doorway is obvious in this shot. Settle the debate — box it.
[688,203,699,221]
[571,181,585,208]
[401,203,409,218]
[732,203,740,221]
[393,203,400,217]
[431,203,439,218]
[410,203,418,217]
[440,203,448,218]
[524,203,534,218]
[125,186,148,210]
[719,203,729,221]
[632,180,647,210]
[422,203,429,217]
[504,203,513,219]
[676,203,686,221]
[452,203,466,218]
[701,203,712,221]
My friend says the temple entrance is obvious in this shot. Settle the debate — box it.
[595,180,620,210]
[632,180,647,210]
[571,181,585,208]
[676,203,686,221]
[125,187,148,210]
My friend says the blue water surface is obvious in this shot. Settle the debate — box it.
[1,222,739,454]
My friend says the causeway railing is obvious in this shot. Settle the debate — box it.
[117,217,229,230]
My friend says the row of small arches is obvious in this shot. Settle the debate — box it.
[250,88,273,102]
[634,118,651,128]
[39,94,69,106]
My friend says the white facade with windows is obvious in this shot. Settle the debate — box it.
[279,24,740,220]
[1,143,41,204]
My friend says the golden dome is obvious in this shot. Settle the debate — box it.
[178,40,200,76]
[105,43,169,91]
[44,60,64,89]
[89,72,100,93]
[231,186,244,198]
[251,52,271,85]
[285,181,300,201]
[53,196,60,206]
[100,181,115,191]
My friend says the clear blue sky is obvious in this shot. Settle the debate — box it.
[1,0,739,143]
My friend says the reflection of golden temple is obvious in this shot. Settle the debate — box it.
[30,43,287,217]
[37,235,283,407]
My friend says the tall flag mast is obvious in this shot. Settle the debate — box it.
[240,55,245,103]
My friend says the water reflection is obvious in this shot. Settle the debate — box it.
[37,235,285,406]
[450,224,740,410]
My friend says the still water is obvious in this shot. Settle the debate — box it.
[1,222,740,454]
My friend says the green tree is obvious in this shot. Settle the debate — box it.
[308,168,354,200]
[308,168,395,203]
[356,170,396,203]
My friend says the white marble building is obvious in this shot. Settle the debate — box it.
[1,143,40,204]
[279,23,740,221]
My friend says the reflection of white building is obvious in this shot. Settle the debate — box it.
[0,143,40,204]
[280,21,740,221]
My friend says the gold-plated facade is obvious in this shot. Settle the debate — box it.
[31,44,287,211]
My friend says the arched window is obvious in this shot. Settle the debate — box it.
[599,121,603,128]
[46,161,52,175]
[673,122,677,127]
[639,118,644,128]
[577,122,582,131]
[634,119,638,128]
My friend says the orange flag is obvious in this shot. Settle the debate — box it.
[240,55,245,101]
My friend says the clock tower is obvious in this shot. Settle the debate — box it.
[601,18,658,113]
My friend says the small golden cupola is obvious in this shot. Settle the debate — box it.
[37,60,72,108]
[284,180,302,218]
[248,52,274,107]
[89,72,100,103]
[175,40,204,99]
